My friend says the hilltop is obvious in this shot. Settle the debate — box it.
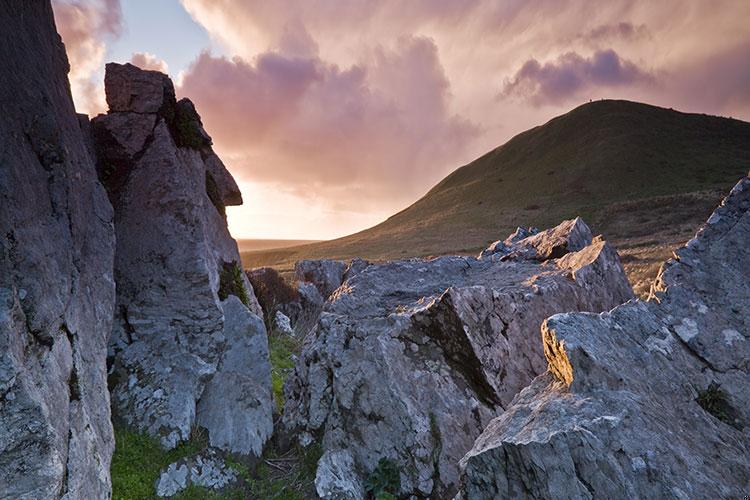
[241,100,750,295]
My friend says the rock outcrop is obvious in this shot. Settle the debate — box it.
[458,175,750,499]
[283,219,633,498]
[294,259,349,299]
[155,449,240,498]
[0,2,116,498]
[92,63,272,456]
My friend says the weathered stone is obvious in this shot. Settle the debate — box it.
[294,259,349,298]
[196,296,273,457]
[283,219,633,498]
[458,175,750,499]
[155,449,239,498]
[0,2,115,498]
[480,217,591,261]
[105,62,175,114]
[274,311,294,336]
[96,63,270,456]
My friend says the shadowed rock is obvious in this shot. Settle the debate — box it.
[92,62,271,457]
[0,2,116,497]
[458,174,750,499]
[283,219,633,498]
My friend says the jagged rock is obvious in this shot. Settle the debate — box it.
[283,219,633,498]
[93,63,270,455]
[480,218,591,261]
[104,62,175,114]
[274,311,294,336]
[458,175,750,499]
[295,259,349,298]
[0,2,116,498]
[155,449,239,497]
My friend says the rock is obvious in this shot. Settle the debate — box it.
[155,449,239,497]
[0,2,116,498]
[104,62,175,114]
[274,311,294,336]
[458,175,750,499]
[480,217,591,261]
[294,259,349,298]
[196,296,273,457]
[94,63,270,456]
[283,219,633,498]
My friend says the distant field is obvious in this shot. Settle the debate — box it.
[237,239,321,253]
[240,100,750,297]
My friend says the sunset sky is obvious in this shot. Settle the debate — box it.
[52,0,750,240]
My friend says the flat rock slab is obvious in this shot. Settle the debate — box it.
[458,175,750,499]
[283,219,633,498]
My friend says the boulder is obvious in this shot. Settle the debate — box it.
[155,448,239,498]
[480,217,591,261]
[93,63,271,456]
[458,175,750,499]
[294,259,349,298]
[283,219,633,498]
[104,62,175,114]
[273,311,294,336]
[0,2,116,497]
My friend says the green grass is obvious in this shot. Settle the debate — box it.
[268,333,301,413]
[111,427,208,500]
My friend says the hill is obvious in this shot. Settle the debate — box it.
[241,100,750,296]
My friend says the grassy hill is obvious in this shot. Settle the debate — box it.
[241,100,750,296]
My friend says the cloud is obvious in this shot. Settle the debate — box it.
[178,35,479,209]
[501,49,656,106]
[580,22,650,43]
[130,52,169,73]
[53,0,122,115]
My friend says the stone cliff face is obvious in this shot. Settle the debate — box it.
[91,63,272,456]
[0,1,116,498]
[458,175,750,499]
[283,219,633,498]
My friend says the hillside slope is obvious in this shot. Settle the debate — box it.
[242,100,750,295]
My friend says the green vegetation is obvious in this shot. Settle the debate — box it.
[111,427,208,500]
[241,100,750,297]
[697,382,739,428]
[364,458,401,499]
[268,332,301,412]
[218,261,250,307]
[172,101,211,150]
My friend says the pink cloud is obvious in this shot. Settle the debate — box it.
[130,52,169,73]
[53,0,122,115]
[178,36,479,209]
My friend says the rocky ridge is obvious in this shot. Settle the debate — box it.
[283,219,633,498]
[458,174,750,499]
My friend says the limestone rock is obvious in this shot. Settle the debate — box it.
[0,2,115,498]
[94,63,270,455]
[458,175,750,499]
[480,217,591,261]
[283,219,633,498]
[104,62,175,114]
[294,259,349,298]
[274,311,294,336]
[155,449,239,498]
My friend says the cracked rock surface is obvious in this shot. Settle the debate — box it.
[458,174,750,500]
[283,219,633,498]
[92,63,271,456]
[0,2,116,497]
[155,448,239,498]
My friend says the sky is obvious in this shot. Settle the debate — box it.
[52,0,750,240]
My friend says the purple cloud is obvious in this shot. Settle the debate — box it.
[501,49,655,105]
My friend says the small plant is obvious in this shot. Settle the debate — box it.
[364,458,401,499]
[172,99,211,149]
[268,333,300,412]
[697,382,737,427]
[218,261,250,307]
